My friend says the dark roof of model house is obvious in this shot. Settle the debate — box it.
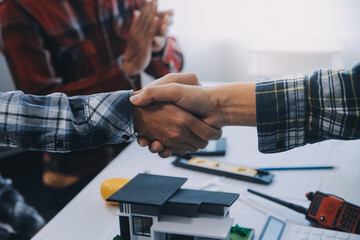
[107,173,187,205]
[107,174,239,207]
[168,189,238,207]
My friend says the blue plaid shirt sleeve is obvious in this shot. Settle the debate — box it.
[256,63,360,153]
[0,90,136,152]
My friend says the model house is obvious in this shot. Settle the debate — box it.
[107,173,239,240]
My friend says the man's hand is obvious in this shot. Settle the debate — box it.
[152,10,173,53]
[131,81,256,128]
[132,102,222,156]
[123,1,158,76]
[131,83,226,128]
[130,76,257,157]
[132,83,223,158]
[134,73,201,157]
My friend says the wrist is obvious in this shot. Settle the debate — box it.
[119,56,141,79]
[122,60,138,76]
[209,83,256,126]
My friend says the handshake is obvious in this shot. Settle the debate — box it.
[129,73,256,158]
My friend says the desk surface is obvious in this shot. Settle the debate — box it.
[32,127,360,240]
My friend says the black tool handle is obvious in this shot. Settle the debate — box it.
[247,189,308,215]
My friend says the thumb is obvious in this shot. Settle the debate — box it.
[130,84,179,106]
[203,116,224,129]
[146,73,199,87]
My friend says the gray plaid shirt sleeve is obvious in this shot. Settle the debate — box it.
[0,90,136,152]
[256,63,360,153]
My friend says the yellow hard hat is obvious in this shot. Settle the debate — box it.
[100,178,131,203]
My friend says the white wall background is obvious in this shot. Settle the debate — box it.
[159,0,360,82]
[1,0,359,91]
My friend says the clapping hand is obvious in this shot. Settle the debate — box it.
[123,0,158,75]
[152,9,173,53]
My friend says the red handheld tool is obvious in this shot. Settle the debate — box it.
[248,189,360,234]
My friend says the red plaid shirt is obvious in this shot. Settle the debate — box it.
[0,0,184,96]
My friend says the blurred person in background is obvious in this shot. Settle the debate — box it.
[0,0,183,187]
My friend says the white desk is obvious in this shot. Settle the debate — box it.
[32,127,360,240]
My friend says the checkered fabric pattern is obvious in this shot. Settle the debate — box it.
[0,90,135,152]
[0,174,45,238]
[256,63,360,153]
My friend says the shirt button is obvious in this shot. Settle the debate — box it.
[123,135,130,141]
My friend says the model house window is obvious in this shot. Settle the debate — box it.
[133,216,152,236]
[166,233,194,240]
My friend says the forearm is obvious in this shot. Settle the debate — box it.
[209,83,256,127]
[0,91,135,152]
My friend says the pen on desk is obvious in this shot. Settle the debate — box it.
[257,166,335,171]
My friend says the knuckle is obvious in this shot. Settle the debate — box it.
[189,146,199,153]
[173,131,182,140]
[215,129,223,140]
[149,146,157,153]
[168,131,181,143]
[203,128,222,140]
[177,150,187,155]
[199,141,208,149]
[201,128,213,140]
[172,146,187,155]
[160,147,172,154]
[215,134,222,140]
[142,87,152,97]
[176,114,189,127]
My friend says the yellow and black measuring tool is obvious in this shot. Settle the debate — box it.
[172,157,274,184]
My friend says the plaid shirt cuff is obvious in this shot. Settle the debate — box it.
[256,74,308,153]
[0,90,136,152]
[85,90,137,146]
